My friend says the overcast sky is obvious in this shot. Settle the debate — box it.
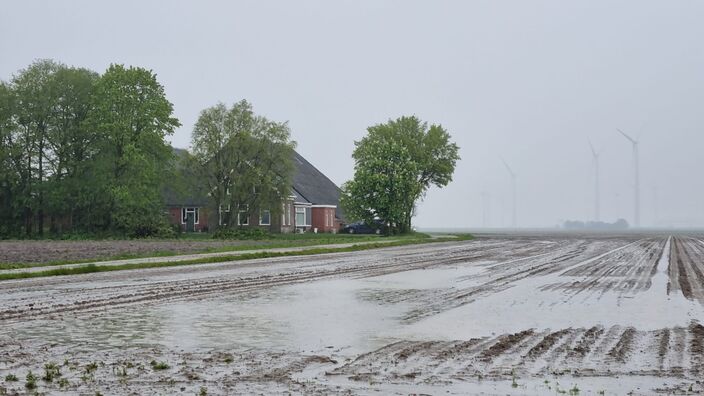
[2,1,703,228]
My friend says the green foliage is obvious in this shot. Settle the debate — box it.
[212,227,270,240]
[150,360,170,370]
[341,116,460,234]
[84,362,98,374]
[4,374,18,382]
[0,60,179,238]
[191,100,295,230]
[42,362,61,382]
[25,371,37,389]
[88,64,180,235]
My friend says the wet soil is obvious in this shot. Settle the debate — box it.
[1,233,704,394]
[0,239,267,265]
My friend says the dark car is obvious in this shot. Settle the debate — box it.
[341,220,385,234]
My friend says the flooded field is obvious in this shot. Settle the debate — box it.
[1,233,703,395]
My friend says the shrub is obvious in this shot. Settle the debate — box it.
[212,227,270,240]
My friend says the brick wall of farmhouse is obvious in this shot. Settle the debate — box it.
[311,207,337,233]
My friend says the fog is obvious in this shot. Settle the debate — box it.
[2,1,703,228]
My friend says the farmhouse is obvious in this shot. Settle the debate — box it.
[165,149,344,233]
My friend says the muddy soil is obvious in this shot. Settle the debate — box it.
[0,239,268,265]
[1,234,704,395]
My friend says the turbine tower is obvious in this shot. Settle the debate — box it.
[617,129,640,227]
[500,158,517,228]
[480,191,491,228]
[588,140,600,222]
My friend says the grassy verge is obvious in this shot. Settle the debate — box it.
[0,234,427,270]
[0,234,472,281]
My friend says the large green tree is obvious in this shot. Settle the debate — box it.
[87,64,180,234]
[191,100,295,229]
[0,60,182,238]
[44,66,100,232]
[0,81,19,236]
[341,116,460,234]
[10,59,62,235]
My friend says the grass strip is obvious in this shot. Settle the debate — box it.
[0,234,472,281]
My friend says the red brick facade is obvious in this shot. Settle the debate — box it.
[311,206,337,233]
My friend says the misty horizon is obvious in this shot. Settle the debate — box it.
[2,1,702,229]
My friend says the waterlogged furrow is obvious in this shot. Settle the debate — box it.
[541,238,665,297]
[669,237,704,303]
[330,324,704,383]
[399,238,637,323]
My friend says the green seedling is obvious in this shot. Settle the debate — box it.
[25,371,37,389]
[150,360,170,370]
[43,362,61,382]
[58,378,69,388]
[4,374,18,382]
[85,362,98,374]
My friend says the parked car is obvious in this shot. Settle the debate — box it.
[342,220,385,234]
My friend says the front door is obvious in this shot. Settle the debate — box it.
[186,212,195,232]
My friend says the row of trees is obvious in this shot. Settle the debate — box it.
[0,60,179,237]
[1,60,460,238]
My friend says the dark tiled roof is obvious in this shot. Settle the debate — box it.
[163,147,209,207]
[165,147,344,220]
[291,151,345,220]
[291,187,311,204]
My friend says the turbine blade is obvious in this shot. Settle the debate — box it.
[616,128,637,144]
[588,139,598,158]
[500,157,515,177]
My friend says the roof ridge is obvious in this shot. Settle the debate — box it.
[294,151,341,192]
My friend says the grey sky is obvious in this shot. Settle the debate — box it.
[2,1,703,228]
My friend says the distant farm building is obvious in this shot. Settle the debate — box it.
[165,149,344,233]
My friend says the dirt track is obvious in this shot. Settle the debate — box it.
[1,233,703,395]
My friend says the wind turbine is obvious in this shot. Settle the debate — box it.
[500,158,517,228]
[616,128,640,227]
[480,190,491,228]
[588,140,601,222]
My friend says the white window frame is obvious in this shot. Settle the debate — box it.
[181,207,199,225]
[295,206,309,227]
[238,204,249,226]
[259,209,271,226]
[218,204,231,226]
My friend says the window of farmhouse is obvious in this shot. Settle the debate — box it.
[295,207,306,226]
[260,210,271,225]
[181,207,199,224]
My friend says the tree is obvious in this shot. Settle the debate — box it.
[340,116,460,234]
[0,60,181,238]
[191,100,296,229]
[0,81,19,236]
[10,59,62,235]
[44,66,100,232]
[87,64,180,234]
